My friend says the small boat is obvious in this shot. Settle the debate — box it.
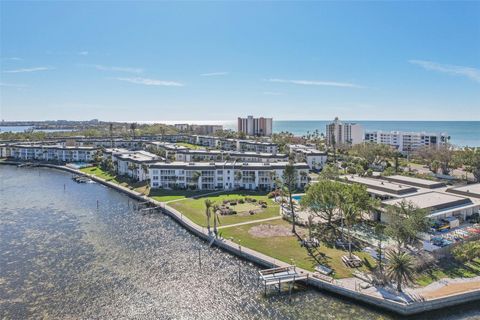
[72,176,92,183]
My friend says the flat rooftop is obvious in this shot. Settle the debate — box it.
[117,151,159,162]
[342,175,418,195]
[446,183,480,199]
[382,175,445,189]
[383,191,472,213]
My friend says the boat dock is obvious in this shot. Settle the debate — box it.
[258,266,308,296]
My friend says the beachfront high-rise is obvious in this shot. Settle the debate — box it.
[325,117,364,146]
[237,115,273,137]
[364,130,449,153]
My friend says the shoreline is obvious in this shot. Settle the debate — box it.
[2,160,479,316]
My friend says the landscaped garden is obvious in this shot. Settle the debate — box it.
[220,219,376,278]
[168,191,281,227]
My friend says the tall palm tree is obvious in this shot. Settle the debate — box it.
[386,250,416,292]
[283,163,297,234]
[192,171,202,189]
[130,122,137,139]
[204,199,213,234]
[212,204,221,237]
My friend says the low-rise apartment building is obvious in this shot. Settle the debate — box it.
[6,144,98,162]
[174,149,288,163]
[114,151,161,181]
[288,144,327,171]
[149,161,309,191]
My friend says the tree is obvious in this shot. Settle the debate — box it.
[212,204,221,237]
[416,144,458,175]
[130,122,137,139]
[385,201,430,251]
[235,171,243,187]
[204,199,213,234]
[386,250,416,292]
[374,223,386,275]
[351,142,394,168]
[301,179,343,239]
[462,147,480,182]
[283,162,298,233]
[452,240,480,263]
[319,163,340,180]
[192,171,202,189]
[338,183,379,257]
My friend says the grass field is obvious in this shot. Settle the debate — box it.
[220,219,376,278]
[416,258,480,287]
[80,166,149,192]
[169,191,280,227]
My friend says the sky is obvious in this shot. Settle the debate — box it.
[1,1,479,122]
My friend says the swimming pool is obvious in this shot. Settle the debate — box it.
[292,195,304,202]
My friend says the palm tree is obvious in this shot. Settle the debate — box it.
[204,199,213,234]
[130,122,137,139]
[374,223,386,275]
[212,204,221,237]
[283,163,297,234]
[192,171,202,189]
[386,250,416,292]
[235,171,242,188]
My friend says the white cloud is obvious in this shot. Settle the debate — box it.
[93,64,143,74]
[201,72,228,76]
[113,77,184,87]
[78,51,89,56]
[409,60,480,83]
[3,67,53,73]
[2,57,22,61]
[266,78,364,88]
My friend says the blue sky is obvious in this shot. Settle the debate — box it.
[1,1,479,121]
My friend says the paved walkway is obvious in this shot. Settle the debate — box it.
[218,216,282,230]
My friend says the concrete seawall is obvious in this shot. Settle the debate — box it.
[2,161,479,316]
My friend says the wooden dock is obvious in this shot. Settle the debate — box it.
[258,266,308,296]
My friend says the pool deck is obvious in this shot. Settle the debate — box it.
[2,160,480,316]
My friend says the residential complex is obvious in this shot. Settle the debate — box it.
[288,144,328,171]
[237,115,273,137]
[5,144,97,162]
[325,117,364,146]
[364,130,448,153]
[174,123,223,135]
[149,161,309,191]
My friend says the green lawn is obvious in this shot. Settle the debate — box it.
[81,166,122,183]
[169,191,280,227]
[416,258,480,287]
[176,142,204,150]
[220,219,376,279]
[80,166,149,193]
[149,189,215,202]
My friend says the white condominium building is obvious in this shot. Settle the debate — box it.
[326,117,364,146]
[237,115,273,137]
[113,150,161,181]
[149,161,309,191]
[6,144,98,162]
[288,144,328,171]
[364,131,448,153]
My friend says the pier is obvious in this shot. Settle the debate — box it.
[259,266,308,297]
